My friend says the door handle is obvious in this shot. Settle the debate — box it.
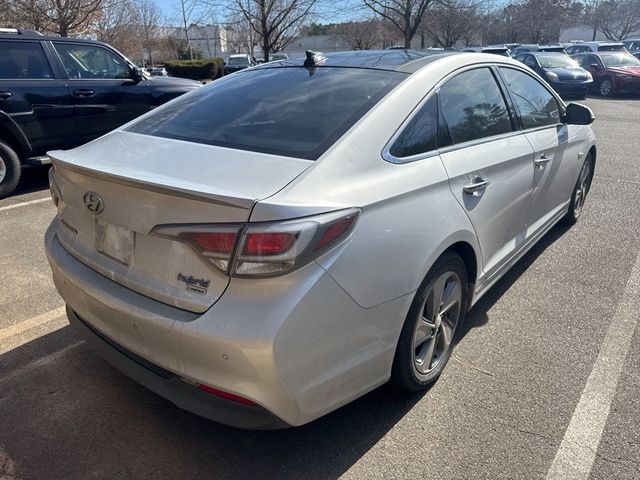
[73,89,95,98]
[463,177,490,195]
[534,153,551,166]
[0,91,13,100]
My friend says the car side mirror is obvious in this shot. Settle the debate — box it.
[131,66,145,82]
[589,63,600,70]
[563,103,595,125]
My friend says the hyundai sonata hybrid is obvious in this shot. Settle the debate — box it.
[45,50,596,429]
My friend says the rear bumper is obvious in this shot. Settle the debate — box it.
[45,220,407,427]
[67,307,288,429]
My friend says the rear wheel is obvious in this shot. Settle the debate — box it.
[564,154,594,225]
[599,78,613,97]
[0,140,21,199]
[391,252,468,391]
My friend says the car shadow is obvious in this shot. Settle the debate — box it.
[0,223,571,480]
[12,164,51,196]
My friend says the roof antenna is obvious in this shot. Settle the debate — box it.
[304,50,326,67]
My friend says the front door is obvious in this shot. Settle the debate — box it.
[0,39,75,155]
[51,42,151,144]
[498,67,582,235]
[437,67,535,280]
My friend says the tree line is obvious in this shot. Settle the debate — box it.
[1,0,639,65]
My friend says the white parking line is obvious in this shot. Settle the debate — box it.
[0,196,50,212]
[0,306,66,342]
[546,250,640,480]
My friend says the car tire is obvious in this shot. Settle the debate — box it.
[599,78,613,97]
[564,154,594,225]
[391,252,468,391]
[0,140,21,199]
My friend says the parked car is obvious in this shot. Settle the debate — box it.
[0,28,202,197]
[224,54,256,75]
[462,45,511,57]
[269,52,289,61]
[517,52,592,98]
[565,41,626,55]
[623,38,640,59]
[45,50,596,429]
[150,67,168,77]
[512,44,567,57]
[572,51,640,96]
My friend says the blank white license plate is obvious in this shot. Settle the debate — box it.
[94,219,135,265]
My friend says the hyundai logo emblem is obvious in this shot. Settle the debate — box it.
[83,192,104,214]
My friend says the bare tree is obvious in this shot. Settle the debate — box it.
[135,0,162,65]
[597,0,640,40]
[176,0,210,59]
[12,0,104,36]
[336,18,382,50]
[362,0,439,48]
[426,3,480,47]
[233,0,316,62]
[93,0,135,45]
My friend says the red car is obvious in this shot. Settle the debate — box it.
[571,51,640,96]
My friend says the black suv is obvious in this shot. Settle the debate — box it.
[0,28,202,197]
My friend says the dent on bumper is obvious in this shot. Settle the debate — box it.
[45,221,410,427]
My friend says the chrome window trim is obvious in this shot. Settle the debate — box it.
[383,62,518,165]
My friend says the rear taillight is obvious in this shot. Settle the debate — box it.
[152,209,359,277]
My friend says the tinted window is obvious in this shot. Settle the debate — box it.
[0,41,53,79]
[438,68,512,145]
[523,55,537,68]
[499,68,560,129]
[54,43,130,79]
[390,95,437,158]
[128,67,404,160]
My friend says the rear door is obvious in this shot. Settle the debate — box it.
[438,66,535,279]
[51,41,151,144]
[0,39,75,155]
[498,67,582,233]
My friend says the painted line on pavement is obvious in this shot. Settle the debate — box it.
[0,197,50,212]
[546,249,640,480]
[0,306,66,342]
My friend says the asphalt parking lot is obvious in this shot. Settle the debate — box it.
[1,96,639,480]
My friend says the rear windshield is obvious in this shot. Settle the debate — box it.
[599,45,625,51]
[227,57,249,65]
[127,67,405,160]
[484,49,510,57]
[538,55,579,68]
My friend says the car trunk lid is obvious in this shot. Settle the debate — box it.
[49,131,312,313]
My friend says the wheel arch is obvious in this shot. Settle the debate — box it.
[0,111,31,160]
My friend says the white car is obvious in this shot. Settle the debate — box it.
[566,41,627,55]
[45,50,596,429]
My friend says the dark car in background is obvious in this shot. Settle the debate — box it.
[0,28,201,197]
[517,52,592,98]
[572,51,640,96]
[223,54,256,75]
[623,38,640,59]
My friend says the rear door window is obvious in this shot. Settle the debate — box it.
[499,68,560,130]
[438,67,513,146]
[0,41,53,79]
[128,67,405,160]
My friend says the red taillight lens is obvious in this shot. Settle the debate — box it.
[242,232,298,256]
[191,231,237,254]
[196,383,256,406]
[315,215,357,251]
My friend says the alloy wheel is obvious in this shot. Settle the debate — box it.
[600,79,612,96]
[412,271,462,375]
[573,159,591,218]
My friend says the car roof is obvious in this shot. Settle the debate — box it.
[586,41,624,45]
[530,51,568,56]
[254,49,461,73]
[591,51,631,56]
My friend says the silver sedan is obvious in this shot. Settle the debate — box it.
[45,50,596,428]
